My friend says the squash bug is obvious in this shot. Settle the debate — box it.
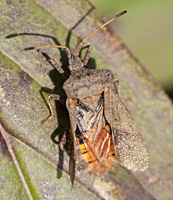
[34,11,149,182]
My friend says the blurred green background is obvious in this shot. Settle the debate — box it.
[90,0,173,99]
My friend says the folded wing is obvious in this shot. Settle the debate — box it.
[104,87,149,171]
[75,94,116,174]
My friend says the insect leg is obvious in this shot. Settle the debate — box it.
[59,133,68,151]
[83,45,92,66]
[58,125,71,153]
[42,94,60,124]
[34,45,72,71]
[112,78,131,102]
[37,49,65,74]
[59,132,71,153]
[75,41,83,56]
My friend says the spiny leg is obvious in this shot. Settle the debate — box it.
[112,78,131,102]
[59,126,71,153]
[37,49,65,74]
[59,132,68,151]
[43,95,70,152]
[42,94,60,124]
[35,45,72,71]
[75,41,83,57]
[83,45,92,66]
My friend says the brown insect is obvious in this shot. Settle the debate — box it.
[34,11,149,182]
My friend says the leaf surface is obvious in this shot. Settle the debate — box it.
[0,0,173,199]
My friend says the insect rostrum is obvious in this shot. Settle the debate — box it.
[35,10,149,180]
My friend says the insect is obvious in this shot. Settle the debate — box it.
[34,11,149,182]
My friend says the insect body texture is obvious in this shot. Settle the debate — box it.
[35,10,149,181]
[65,70,149,174]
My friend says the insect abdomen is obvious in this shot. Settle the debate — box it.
[76,130,116,174]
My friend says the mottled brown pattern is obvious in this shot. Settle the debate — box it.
[40,11,149,183]
[104,87,149,171]
[79,93,101,110]
[63,68,112,99]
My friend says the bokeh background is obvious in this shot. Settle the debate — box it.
[90,0,173,99]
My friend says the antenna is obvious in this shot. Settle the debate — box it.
[76,10,127,55]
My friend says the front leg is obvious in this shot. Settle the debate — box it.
[83,45,92,66]
[42,94,60,124]
[37,49,65,74]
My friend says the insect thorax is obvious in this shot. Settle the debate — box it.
[69,56,84,71]
[63,68,112,99]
